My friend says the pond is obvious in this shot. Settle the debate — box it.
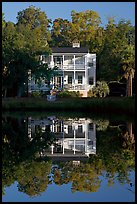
[2,112,135,202]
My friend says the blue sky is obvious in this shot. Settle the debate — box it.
[2,2,135,27]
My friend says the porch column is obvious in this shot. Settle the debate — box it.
[62,55,64,89]
[52,77,55,89]
[28,69,32,97]
[40,55,43,61]
[61,76,63,89]
[51,144,54,154]
[85,55,87,91]
[63,140,65,154]
[93,57,96,86]
[74,128,76,155]
[51,55,54,67]
[85,126,87,154]
[74,55,75,90]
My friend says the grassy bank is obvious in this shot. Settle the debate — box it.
[2,97,135,117]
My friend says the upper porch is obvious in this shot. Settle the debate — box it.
[40,53,96,71]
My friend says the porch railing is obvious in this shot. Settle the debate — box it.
[54,64,86,70]
[64,84,86,90]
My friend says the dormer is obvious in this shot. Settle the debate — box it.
[72,41,80,48]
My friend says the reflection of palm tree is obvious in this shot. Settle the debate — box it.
[122,122,135,150]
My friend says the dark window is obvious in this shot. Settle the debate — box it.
[89,123,93,130]
[89,77,94,85]
[78,125,82,133]
[68,125,73,134]
[88,62,93,67]
[68,76,72,84]
[78,75,82,84]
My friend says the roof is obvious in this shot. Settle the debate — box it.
[51,47,89,54]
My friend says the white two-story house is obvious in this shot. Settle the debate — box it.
[28,116,96,159]
[29,42,96,97]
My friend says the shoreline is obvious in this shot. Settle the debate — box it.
[2,97,135,117]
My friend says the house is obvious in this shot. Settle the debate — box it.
[28,116,96,160]
[28,42,96,97]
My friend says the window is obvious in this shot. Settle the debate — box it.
[78,75,82,84]
[89,77,94,85]
[78,125,82,133]
[54,56,63,65]
[88,62,93,67]
[68,76,72,84]
[89,123,93,130]
[68,125,73,134]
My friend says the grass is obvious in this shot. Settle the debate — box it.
[2,96,135,118]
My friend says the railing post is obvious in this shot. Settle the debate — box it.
[74,55,75,90]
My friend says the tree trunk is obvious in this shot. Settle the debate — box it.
[127,75,132,97]
[17,86,23,97]
[127,122,135,147]
[2,88,7,98]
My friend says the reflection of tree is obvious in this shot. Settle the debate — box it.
[121,122,135,150]
[52,162,101,193]
[51,119,135,193]
[2,115,55,196]
[89,120,135,187]
[2,115,135,197]
[17,160,52,197]
[93,119,109,131]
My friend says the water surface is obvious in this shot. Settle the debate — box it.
[2,112,135,202]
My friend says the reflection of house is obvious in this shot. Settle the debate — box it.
[28,42,96,97]
[28,116,96,159]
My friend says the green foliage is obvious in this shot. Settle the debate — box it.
[98,18,135,84]
[2,114,135,196]
[2,6,51,97]
[31,91,42,98]
[16,5,51,55]
[33,64,60,89]
[2,7,135,98]
[17,160,52,197]
[58,90,82,98]
[92,81,110,97]
[51,18,72,47]
[87,89,96,97]
[71,10,101,44]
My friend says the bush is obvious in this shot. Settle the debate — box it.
[58,90,82,98]
[31,91,42,98]
[88,89,96,97]
[92,81,110,97]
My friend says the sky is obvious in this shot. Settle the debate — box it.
[2,2,135,27]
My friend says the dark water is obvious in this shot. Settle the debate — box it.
[2,112,135,202]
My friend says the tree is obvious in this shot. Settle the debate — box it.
[33,63,61,93]
[16,5,51,56]
[51,10,101,48]
[120,44,135,97]
[51,18,72,47]
[71,10,101,45]
[2,6,52,97]
[97,18,135,88]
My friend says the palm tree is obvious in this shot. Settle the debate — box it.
[121,45,135,97]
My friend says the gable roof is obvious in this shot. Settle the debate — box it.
[52,47,89,54]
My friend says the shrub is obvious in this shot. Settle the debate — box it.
[58,90,82,98]
[92,81,110,97]
[88,89,96,97]
[31,91,42,98]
